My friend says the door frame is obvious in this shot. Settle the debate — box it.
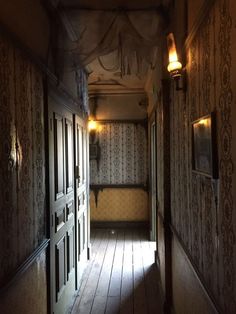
[149,110,158,242]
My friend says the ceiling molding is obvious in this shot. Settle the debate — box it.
[57,0,166,11]
[185,0,215,49]
[89,88,146,96]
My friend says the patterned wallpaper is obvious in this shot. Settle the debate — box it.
[90,189,148,221]
[0,33,45,284]
[166,0,236,312]
[90,123,148,185]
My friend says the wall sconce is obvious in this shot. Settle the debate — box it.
[88,119,98,132]
[167,33,185,91]
[88,119,100,171]
[88,119,98,144]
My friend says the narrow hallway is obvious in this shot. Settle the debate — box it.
[71,229,163,314]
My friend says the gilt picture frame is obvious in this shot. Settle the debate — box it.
[192,112,218,179]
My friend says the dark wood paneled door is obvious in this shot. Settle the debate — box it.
[49,101,76,314]
[74,115,89,288]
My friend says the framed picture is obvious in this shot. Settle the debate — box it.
[192,112,218,178]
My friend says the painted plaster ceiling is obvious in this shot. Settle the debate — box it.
[53,0,171,94]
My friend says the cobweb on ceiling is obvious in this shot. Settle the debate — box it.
[59,9,167,77]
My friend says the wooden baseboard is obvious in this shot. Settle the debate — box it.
[91,220,149,229]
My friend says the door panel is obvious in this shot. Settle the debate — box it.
[54,114,64,200]
[67,226,75,279]
[74,115,89,288]
[49,102,76,314]
[65,119,73,193]
[55,236,66,300]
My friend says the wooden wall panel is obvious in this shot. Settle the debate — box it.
[0,251,47,314]
[172,236,218,314]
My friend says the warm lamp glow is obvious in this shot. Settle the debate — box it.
[88,120,98,131]
[167,61,182,73]
[167,33,182,77]
[168,47,178,63]
[198,118,209,126]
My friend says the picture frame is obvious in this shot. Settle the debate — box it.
[192,112,218,178]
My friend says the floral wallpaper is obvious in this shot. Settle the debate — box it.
[90,122,148,185]
[0,33,45,285]
[167,0,236,312]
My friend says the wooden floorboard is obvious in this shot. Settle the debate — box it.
[133,230,148,314]
[71,230,108,314]
[91,230,118,314]
[107,229,125,298]
[71,228,163,314]
[120,230,133,314]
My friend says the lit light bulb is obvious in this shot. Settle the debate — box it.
[167,33,182,77]
[88,120,97,131]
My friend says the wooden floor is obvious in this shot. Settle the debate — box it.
[71,228,163,314]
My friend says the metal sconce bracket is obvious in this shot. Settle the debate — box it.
[167,32,187,93]
[173,70,186,92]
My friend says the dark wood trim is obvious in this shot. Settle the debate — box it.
[185,0,215,48]
[155,250,160,267]
[157,210,165,225]
[0,239,50,295]
[148,110,158,241]
[58,6,168,12]
[88,89,146,96]
[90,184,148,190]
[148,102,158,120]
[48,81,87,118]
[170,224,221,314]
[162,79,172,314]
[91,221,149,229]
[95,118,148,126]
[43,77,52,314]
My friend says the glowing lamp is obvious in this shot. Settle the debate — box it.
[167,33,185,91]
[88,120,98,131]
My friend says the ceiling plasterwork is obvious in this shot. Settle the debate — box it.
[49,0,170,93]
